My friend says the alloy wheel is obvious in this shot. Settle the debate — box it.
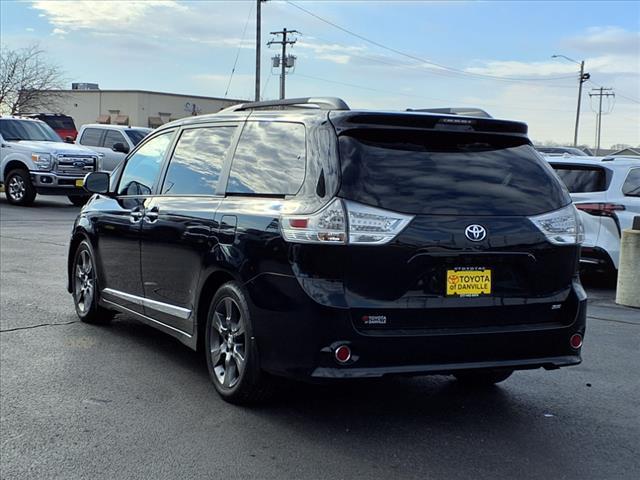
[74,249,94,314]
[210,297,246,389]
[8,175,26,202]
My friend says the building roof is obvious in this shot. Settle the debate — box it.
[48,89,247,103]
[612,148,640,156]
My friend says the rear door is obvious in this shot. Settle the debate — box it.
[335,128,575,331]
[139,123,239,334]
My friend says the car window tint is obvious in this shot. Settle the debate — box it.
[118,132,173,196]
[552,166,607,193]
[103,130,127,150]
[338,130,570,216]
[622,168,640,197]
[162,126,235,195]
[80,128,103,147]
[227,122,306,195]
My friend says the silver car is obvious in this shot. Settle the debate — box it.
[76,124,152,172]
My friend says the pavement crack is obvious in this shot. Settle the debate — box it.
[588,315,639,326]
[0,320,79,333]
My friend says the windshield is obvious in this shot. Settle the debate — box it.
[0,119,62,142]
[125,129,152,146]
[338,129,571,216]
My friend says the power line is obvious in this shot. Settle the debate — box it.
[295,72,578,114]
[224,1,254,97]
[589,87,615,155]
[285,1,576,84]
[588,79,640,105]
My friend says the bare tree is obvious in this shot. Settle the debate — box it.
[0,44,68,115]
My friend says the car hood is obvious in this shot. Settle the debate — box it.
[13,140,98,156]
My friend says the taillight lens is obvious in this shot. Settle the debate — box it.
[575,202,625,217]
[281,198,414,245]
[529,204,585,245]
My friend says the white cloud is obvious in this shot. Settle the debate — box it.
[31,1,186,32]
[51,28,67,36]
[25,27,35,32]
[564,26,640,55]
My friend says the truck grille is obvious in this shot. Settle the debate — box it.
[55,155,96,176]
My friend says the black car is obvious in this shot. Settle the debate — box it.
[68,97,587,404]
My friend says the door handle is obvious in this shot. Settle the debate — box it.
[144,206,159,223]
[130,208,144,223]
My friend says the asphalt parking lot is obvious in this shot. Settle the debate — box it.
[1,195,639,480]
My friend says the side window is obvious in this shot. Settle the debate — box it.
[117,132,173,196]
[79,128,103,147]
[622,168,640,197]
[103,130,127,150]
[227,122,306,195]
[162,126,236,195]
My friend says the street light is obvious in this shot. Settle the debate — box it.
[552,54,590,147]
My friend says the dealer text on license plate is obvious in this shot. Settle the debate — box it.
[446,268,491,297]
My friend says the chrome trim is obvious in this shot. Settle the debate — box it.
[102,298,192,339]
[102,288,192,320]
[579,258,600,265]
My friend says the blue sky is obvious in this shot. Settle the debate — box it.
[1,0,639,147]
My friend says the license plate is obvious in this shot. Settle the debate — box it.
[75,179,84,187]
[446,267,491,297]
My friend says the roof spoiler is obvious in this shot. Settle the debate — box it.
[406,107,493,118]
[220,97,350,113]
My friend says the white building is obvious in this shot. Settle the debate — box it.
[42,89,246,129]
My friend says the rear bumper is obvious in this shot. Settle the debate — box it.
[245,274,587,380]
[30,171,89,196]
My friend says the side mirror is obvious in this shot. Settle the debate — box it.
[112,142,129,154]
[64,136,75,144]
[84,171,110,194]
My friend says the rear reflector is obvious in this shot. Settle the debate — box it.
[334,345,352,364]
[570,333,583,349]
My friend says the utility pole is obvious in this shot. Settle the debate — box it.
[552,55,590,146]
[268,28,298,99]
[589,87,615,155]
[254,0,265,101]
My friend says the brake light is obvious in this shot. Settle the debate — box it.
[575,203,625,217]
[281,198,414,245]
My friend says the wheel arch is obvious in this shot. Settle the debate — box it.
[67,229,92,293]
[195,269,239,352]
[3,160,30,180]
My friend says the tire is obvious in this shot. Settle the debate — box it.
[72,240,114,324]
[204,281,274,404]
[5,169,36,206]
[68,195,90,207]
[454,369,513,386]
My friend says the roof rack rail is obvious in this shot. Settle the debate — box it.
[406,107,493,119]
[219,97,350,113]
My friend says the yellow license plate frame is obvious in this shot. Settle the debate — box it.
[75,179,84,187]
[446,268,492,297]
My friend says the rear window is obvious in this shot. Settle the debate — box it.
[227,121,306,195]
[622,168,640,197]
[338,130,570,216]
[41,116,76,130]
[551,165,608,193]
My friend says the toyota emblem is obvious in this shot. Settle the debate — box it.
[465,224,487,242]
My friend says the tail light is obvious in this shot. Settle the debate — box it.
[281,198,414,245]
[575,203,625,217]
[529,204,585,245]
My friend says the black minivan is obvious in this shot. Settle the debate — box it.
[68,97,586,404]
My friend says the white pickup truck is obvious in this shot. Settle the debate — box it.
[0,116,99,206]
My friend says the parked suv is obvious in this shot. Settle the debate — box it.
[1,116,98,206]
[68,97,587,404]
[547,156,640,275]
[76,124,152,172]
[24,113,78,141]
